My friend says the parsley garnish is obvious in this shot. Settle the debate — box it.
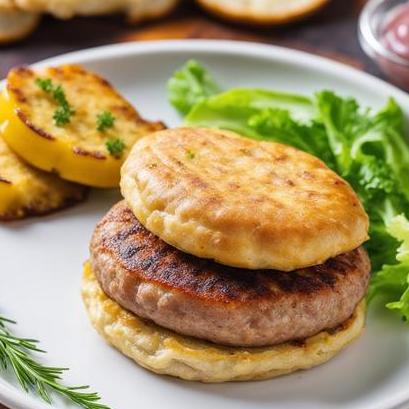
[106,138,125,158]
[53,105,75,126]
[52,85,67,106]
[35,78,53,93]
[96,111,116,132]
[35,77,75,127]
[186,149,195,159]
[0,315,109,409]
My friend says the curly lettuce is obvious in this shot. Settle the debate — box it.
[168,60,221,115]
[369,215,409,320]
[167,60,409,321]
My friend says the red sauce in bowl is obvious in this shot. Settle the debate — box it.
[376,3,409,90]
[382,4,409,60]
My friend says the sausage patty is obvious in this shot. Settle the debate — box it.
[90,201,371,347]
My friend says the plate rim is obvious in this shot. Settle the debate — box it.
[34,39,409,104]
[1,39,409,409]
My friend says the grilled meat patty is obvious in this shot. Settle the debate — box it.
[90,201,371,347]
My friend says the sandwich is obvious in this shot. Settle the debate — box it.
[82,127,370,382]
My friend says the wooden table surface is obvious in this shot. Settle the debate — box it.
[0,0,387,408]
[1,0,379,78]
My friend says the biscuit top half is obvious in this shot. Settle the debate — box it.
[121,127,369,271]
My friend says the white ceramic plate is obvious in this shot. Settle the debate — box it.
[1,40,409,409]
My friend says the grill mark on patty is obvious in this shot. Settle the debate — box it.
[96,202,368,304]
[107,224,272,301]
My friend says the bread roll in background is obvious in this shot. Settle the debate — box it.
[12,0,180,21]
[0,0,179,44]
[0,0,331,45]
[0,0,39,44]
[196,0,329,25]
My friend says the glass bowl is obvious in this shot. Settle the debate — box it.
[359,0,409,90]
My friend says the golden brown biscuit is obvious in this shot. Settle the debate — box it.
[82,262,366,382]
[121,128,369,271]
[196,0,329,25]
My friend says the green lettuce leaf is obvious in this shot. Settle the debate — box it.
[369,215,409,321]
[315,92,409,205]
[314,91,409,271]
[185,88,331,163]
[167,60,220,115]
[186,88,315,125]
[247,109,336,168]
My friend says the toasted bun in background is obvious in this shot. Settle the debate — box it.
[0,65,164,187]
[0,137,87,220]
[12,0,179,21]
[196,0,329,25]
[82,262,366,383]
[0,1,39,44]
[121,128,369,271]
[126,0,180,23]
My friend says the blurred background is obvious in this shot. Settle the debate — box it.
[0,0,381,80]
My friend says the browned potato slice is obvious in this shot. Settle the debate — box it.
[0,64,164,187]
[0,137,88,221]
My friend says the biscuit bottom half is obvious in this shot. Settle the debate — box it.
[81,262,366,383]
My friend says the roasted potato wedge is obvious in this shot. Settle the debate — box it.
[0,65,164,188]
[0,136,88,221]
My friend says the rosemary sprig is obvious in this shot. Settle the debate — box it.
[0,315,110,409]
